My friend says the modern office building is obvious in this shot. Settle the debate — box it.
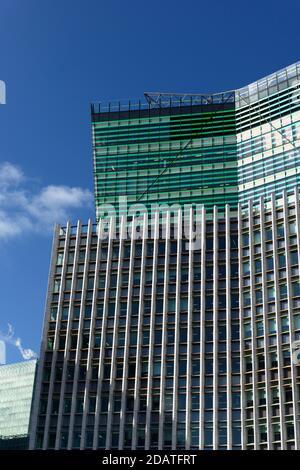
[91,61,300,221]
[0,360,37,449]
[29,62,300,450]
[91,91,238,219]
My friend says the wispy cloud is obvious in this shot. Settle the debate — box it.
[0,323,37,360]
[0,162,92,240]
[0,161,24,187]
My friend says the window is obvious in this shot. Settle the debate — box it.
[108,303,115,317]
[267,287,275,301]
[180,297,188,311]
[279,284,287,300]
[286,423,294,440]
[54,280,60,293]
[181,268,188,282]
[247,427,254,444]
[73,306,80,319]
[258,389,266,406]
[206,238,213,250]
[270,352,278,369]
[255,320,263,336]
[232,393,240,408]
[266,257,274,270]
[67,365,74,380]
[179,359,186,375]
[178,394,186,410]
[283,349,290,366]
[130,330,137,346]
[67,252,74,263]
[231,324,239,341]
[243,290,250,307]
[166,362,174,377]
[153,361,161,376]
[253,231,260,244]
[219,392,227,408]
[76,398,84,413]
[291,250,298,265]
[219,358,226,374]
[278,254,286,268]
[156,299,163,313]
[246,390,253,406]
[59,335,66,349]
[281,316,289,332]
[294,314,300,329]
[98,274,106,288]
[83,305,91,318]
[180,328,187,342]
[255,289,262,304]
[273,424,281,441]
[50,307,57,321]
[265,228,272,241]
[268,318,277,334]
[61,307,69,320]
[100,396,109,412]
[94,334,101,348]
[242,234,249,246]
[167,297,176,313]
[133,272,140,285]
[56,253,64,265]
[98,428,106,448]
[154,329,162,344]
[110,274,117,288]
[145,270,152,284]
[292,282,300,297]
[82,334,89,348]
[244,323,251,339]
[255,259,262,274]
[132,302,139,315]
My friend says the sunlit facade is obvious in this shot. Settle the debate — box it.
[30,62,300,450]
[237,62,300,207]
[91,93,238,220]
[0,360,37,449]
[92,62,300,222]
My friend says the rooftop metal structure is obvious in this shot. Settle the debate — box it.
[143,91,235,107]
[91,90,235,114]
[91,61,300,115]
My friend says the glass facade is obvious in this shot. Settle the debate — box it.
[92,61,300,221]
[237,61,300,208]
[91,97,238,219]
[29,61,300,450]
[0,360,37,449]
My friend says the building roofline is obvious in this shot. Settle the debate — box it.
[91,60,300,115]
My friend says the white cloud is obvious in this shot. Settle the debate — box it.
[0,323,37,361]
[0,162,92,240]
[0,162,24,187]
[0,210,26,237]
[28,185,92,223]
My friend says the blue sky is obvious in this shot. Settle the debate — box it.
[0,0,299,363]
